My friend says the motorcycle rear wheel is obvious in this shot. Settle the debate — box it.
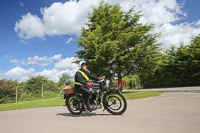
[66,94,83,115]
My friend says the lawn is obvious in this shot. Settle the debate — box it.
[0,91,161,111]
[123,91,161,100]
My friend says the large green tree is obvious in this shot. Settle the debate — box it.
[75,2,161,90]
[143,35,200,88]
[189,35,200,83]
[175,35,200,86]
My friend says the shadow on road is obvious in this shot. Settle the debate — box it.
[56,112,111,117]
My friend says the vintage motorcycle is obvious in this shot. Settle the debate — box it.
[64,80,127,115]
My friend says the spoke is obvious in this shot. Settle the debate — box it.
[107,95,122,111]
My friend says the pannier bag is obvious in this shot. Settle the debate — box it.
[64,86,75,94]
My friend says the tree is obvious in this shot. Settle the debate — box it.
[142,35,200,88]
[23,75,59,97]
[58,73,73,87]
[176,35,200,86]
[75,2,161,91]
[187,35,200,84]
[0,79,18,104]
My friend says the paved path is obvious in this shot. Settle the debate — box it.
[0,87,200,133]
[130,86,200,93]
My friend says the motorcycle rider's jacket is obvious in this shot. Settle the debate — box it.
[74,69,98,86]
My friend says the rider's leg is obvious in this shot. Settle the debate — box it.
[80,86,94,110]
[90,94,96,104]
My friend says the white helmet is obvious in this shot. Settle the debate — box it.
[79,61,86,68]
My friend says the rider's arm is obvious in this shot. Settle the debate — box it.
[85,71,98,81]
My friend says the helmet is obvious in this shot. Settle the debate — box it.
[79,61,86,68]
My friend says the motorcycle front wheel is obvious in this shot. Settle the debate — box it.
[103,90,127,115]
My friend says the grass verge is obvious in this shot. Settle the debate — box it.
[123,91,161,100]
[0,91,160,111]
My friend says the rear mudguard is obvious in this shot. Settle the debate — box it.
[65,93,82,106]
[64,93,80,99]
[64,94,68,99]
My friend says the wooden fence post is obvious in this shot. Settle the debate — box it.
[58,82,65,98]
[42,83,43,100]
[16,84,18,103]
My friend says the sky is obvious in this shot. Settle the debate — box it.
[0,0,199,82]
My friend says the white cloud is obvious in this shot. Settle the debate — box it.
[55,57,79,70]
[1,56,79,82]
[196,20,200,26]
[5,67,34,77]
[0,67,35,82]
[35,57,79,82]
[14,0,98,39]
[37,68,60,82]
[14,12,44,39]
[14,0,200,48]
[51,54,62,60]
[10,59,19,64]
[38,56,79,82]
[10,54,62,67]
[4,55,13,59]
[66,37,73,44]
[19,39,29,44]
[37,68,77,82]
[153,22,200,48]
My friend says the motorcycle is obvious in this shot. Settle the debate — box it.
[64,80,127,115]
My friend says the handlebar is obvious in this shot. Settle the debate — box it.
[98,79,104,82]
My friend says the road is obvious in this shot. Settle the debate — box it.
[0,87,200,133]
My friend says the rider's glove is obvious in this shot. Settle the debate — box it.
[98,78,103,81]
[86,82,93,87]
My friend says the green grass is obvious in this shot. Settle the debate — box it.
[123,91,161,100]
[0,91,161,111]
[0,98,65,111]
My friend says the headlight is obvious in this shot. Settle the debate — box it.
[105,80,110,87]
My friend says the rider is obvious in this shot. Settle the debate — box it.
[74,61,102,110]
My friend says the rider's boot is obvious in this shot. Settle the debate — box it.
[96,104,101,109]
[86,95,95,111]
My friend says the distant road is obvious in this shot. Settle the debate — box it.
[129,86,200,93]
[0,87,200,133]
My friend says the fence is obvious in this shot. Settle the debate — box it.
[0,81,61,104]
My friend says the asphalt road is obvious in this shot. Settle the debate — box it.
[0,87,200,133]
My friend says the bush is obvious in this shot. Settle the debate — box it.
[43,91,58,99]
[19,91,39,101]
[0,79,18,104]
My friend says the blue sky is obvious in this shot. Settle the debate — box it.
[0,0,78,70]
[0,0,200,82]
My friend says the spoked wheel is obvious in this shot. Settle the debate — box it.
[107,95,122,110]
[103,91,127,115]
[66,94,83,115]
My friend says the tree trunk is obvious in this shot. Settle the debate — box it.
[109,77,113,89]
[106,72,113,89]
[118,74,123,92]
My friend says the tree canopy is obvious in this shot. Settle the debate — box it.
[75,2,161,90]
[141,35,200,88]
